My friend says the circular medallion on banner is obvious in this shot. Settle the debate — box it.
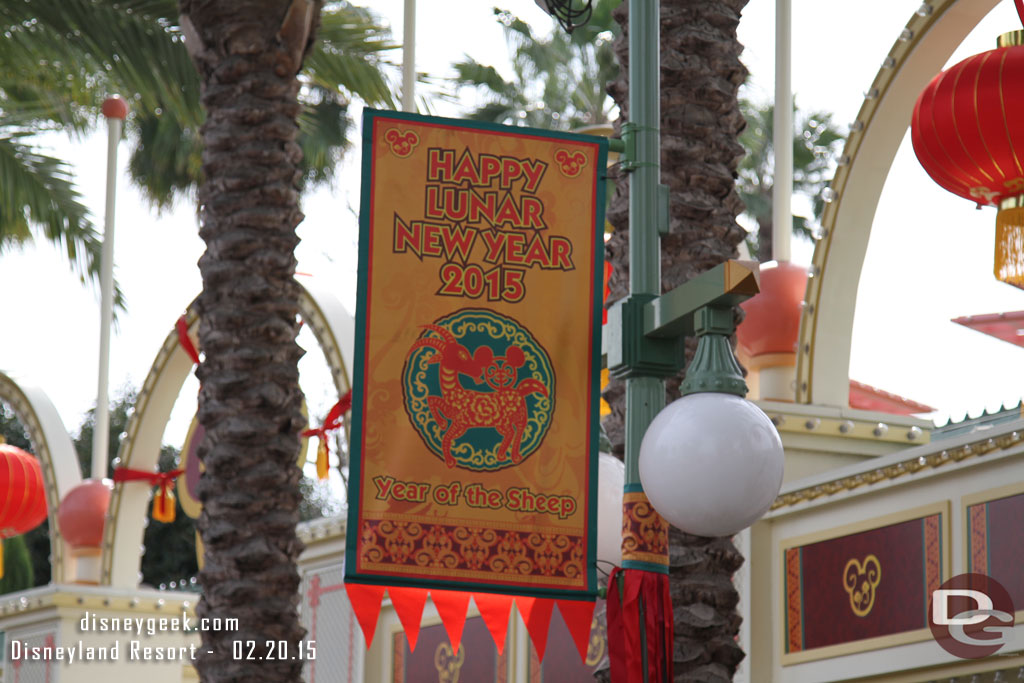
[402,309,555,471]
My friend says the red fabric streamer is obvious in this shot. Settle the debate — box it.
[175,315,200,365]
[606,568,674,683]
[300,391,353,480]
[113,467,183,523]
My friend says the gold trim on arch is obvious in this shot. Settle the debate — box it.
[795,0,998,405]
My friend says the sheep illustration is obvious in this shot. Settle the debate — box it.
[408,324,549,468]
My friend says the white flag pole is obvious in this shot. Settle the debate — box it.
[92,96,127,481]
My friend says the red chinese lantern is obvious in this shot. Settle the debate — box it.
[911,17,1024,288]
[0,444,49,578]
[58,480,112,549]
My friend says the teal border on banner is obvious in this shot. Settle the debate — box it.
[345,108,607,600]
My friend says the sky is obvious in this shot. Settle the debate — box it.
[3,0,1024,493]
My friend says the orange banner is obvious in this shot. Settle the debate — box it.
[345,110,607,598]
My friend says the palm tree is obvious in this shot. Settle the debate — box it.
[452,2,620,129]
[738,100,844,261]
[5,2,394,679]
[0,0,392,288]
[603,1,751,680]
[175,0,324,679]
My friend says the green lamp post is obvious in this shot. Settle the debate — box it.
[535,0,785,679]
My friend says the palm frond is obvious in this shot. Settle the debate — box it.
[297,94,353,188]
[126,111,202,209]
[0,128,102,281]
[305,3,396,107]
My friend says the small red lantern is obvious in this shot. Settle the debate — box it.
[0,444,49,578]
[911,23,1024,288]
[58,480,112,549]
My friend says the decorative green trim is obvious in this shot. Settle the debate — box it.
[345,107,378,579]
[359,107,617,145]
[621,559,670,575]
[680,307,747,397]
[679,334,747,396]
[588,136,609,599]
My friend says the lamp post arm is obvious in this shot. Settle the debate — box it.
[644,260,760,339]
[606,260,760,380]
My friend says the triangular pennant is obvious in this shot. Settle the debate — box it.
[388,586,429,652]
[344,583,385,649]
[557,599,597,664]
[430,589,472,654]
[518,597,555,662]
[473,592,515,655]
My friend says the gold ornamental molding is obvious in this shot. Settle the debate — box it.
[770,429,1024,511]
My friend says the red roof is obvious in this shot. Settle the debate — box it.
[952,311,1024,348]
[848,380,935,415]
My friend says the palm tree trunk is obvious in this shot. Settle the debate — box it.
[178,1,319,680]
[604,1,750,680]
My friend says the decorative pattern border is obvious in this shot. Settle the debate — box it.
[967,503,988,574]
[784,548,803,654]
[620,491,669,567]
[358,520,584,584]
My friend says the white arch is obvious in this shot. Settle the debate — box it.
[103,280,355,587]
[0,371,83,583]
[796,0,1001,406]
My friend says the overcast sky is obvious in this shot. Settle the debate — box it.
[3,0,1024,489]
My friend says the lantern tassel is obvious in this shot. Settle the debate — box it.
[995,205,1024,289]
[113,467,183,523]
[153,486,176,524]
[300,391,353,481]
[315,439,329,481]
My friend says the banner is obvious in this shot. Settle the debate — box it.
[345,110,607,599]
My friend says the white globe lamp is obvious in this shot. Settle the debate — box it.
[639,392,783,537]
